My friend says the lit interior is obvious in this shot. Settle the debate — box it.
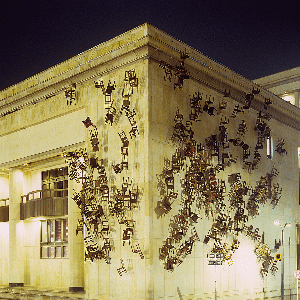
[282,94,295,105]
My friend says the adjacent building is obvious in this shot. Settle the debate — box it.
[0,23,300,299]
[254,67,300,108]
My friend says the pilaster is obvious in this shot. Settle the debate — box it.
[8,168,24,287]
[68,177,85,292]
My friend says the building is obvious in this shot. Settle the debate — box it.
[254,67,300,108]
[0,23,300,300]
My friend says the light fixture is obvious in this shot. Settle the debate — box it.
[274,220,291,228]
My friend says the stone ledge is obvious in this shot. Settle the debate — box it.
[0,287,87,300]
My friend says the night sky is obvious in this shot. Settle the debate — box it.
[1,0,300,91]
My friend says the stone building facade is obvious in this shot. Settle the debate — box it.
[0,23,300,299]
[254,67,300,108]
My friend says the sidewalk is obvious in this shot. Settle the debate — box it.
[0,286,86,300]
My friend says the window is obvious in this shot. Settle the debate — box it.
[40,218,68,258]
[267,137,272,159]
[42,167,68,198]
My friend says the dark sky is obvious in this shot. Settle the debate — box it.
[1,0,300,91]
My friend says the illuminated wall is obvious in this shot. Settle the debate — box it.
[0,109,85,165]
[147,49,299,299]
[21,219,69,288]
[77,62,150,299]
[0,222,9,285]
[0,174,9,199]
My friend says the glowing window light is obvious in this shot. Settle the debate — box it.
[282,94,295,105]
[267,137,272,159]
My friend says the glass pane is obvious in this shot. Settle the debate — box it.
[267,137,272,159]
[42,189,50,198]
[41,246,48,258]
[57,181,63,197]
[55,246,62,258]
[49,246,55,258]
[57,181,63,189]
[63,246,68,258]
[55,220,62,242]
[42,184,48,190]
[48,220,54,242]
[58,168,64,176]
[50,169,58,178]
[64,167,68,176]
[42,171,49,181]
[63,219,68,242]
[64,179,68,197]
[41,221,48,243]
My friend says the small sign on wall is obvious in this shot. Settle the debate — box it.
[207,253,224,265]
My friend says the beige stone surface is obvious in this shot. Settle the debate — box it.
[0,23,299,299]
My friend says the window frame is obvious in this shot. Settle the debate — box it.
[40,218,68,259]
[41,166,68,198]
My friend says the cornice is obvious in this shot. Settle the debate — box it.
[1,23,300,132]
[146,42,300,132]
[253,66,300,89]
[0,141,85,170]
[256,75,300,90]
[0,24,150,100]
[0,42,150,118]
